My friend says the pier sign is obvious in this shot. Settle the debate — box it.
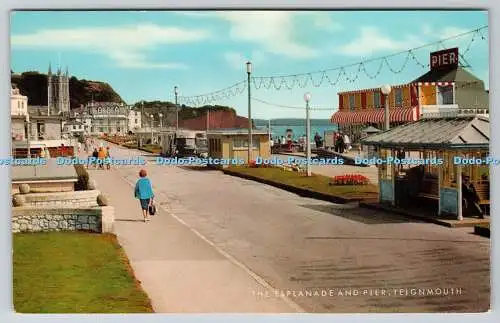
[430,48,459,70]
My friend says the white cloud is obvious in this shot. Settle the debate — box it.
[107,51,188,69]
[422,25,468,40]
[224,50,265,70]
[11,23,210,69]
[215,11,320,59]
[337,26,424,57]
[310,13,343,32]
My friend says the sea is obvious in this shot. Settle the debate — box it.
[255,122,338,140]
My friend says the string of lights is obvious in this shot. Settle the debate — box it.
[179,80,247,107]
[177,25,487,107]
[252,26,487,90]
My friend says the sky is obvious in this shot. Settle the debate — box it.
[10,10,489,120]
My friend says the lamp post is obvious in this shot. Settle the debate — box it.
[150,114,154,144]
[246,61,252,164]
[304,92,312,177]
[158,113,163,129]
[141,100,145,128]
[174,86,179,132]
[380,84,392,131]
[25,114,31,158]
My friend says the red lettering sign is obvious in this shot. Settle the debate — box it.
[430,48,459,70]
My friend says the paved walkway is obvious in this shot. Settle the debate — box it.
[85,140,490,313]
[86,147,301,313]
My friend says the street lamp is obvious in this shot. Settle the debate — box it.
[158,113,163,129]
[246,61,252,164]
[150,114,154,144]
[174,86,179,132]
[304,92,312,177]
[141,100,145,128]
[380,84,392,131]
[25,114,31,158]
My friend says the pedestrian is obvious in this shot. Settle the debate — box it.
[338,133,345,153]
[77,142,82,154]
[134,169,155,222]
[97,147,106,169]
[106,146,111,170]
[89,148,98,169]
[314,132,321,148]
[462,175,484,218]
[344,133,351,152]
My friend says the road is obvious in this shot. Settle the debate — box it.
[87,142,490,313]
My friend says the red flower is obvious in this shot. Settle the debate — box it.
[331,174,369,185]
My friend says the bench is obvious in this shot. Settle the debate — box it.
[418,178,439,200]
[418,193,439,200]
[474,183,490,215]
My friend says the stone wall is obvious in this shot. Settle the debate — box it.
[12,206,114,233]
[12,181,75,195]
[13,190,100,208]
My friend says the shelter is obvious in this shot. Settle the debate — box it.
[207,128,270,168]
[361,115,490,220]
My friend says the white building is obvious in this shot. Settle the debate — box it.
[63,120,85,137]
[11,86,28,116]
[70,102,137,135]
[128,109,142,133]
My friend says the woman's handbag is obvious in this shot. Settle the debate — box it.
[148,199,156,216]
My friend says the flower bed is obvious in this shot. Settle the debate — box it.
[331,174,370,185]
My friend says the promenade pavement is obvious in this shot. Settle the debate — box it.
[85,141,490,313]
[84,146,301,313]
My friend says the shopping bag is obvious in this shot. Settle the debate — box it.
[148,200,156,216]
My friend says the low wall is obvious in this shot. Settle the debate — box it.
[12,206,114,233]
[14,190,100,208]
[12,181,75,194]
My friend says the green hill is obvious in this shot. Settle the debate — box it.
[11,70,242,121]
[131,101,238,124]
[11,71,124,108]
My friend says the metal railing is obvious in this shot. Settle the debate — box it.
[421,109,489,119]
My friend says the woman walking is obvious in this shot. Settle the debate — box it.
[134,169,154,222]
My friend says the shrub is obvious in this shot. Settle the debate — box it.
[249,160,257,168]
[74,164,89,191]
[331,174,369,185]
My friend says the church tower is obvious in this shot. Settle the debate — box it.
[48,64,70,116]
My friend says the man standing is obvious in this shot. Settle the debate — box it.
[314,132,322,149]
[337,133,345,154]
[462,176,484,218]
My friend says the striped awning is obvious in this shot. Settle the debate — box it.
[330,107,416,125]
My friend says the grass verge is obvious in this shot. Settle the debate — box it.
[13,232,153,313]
[225,166,378,202]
